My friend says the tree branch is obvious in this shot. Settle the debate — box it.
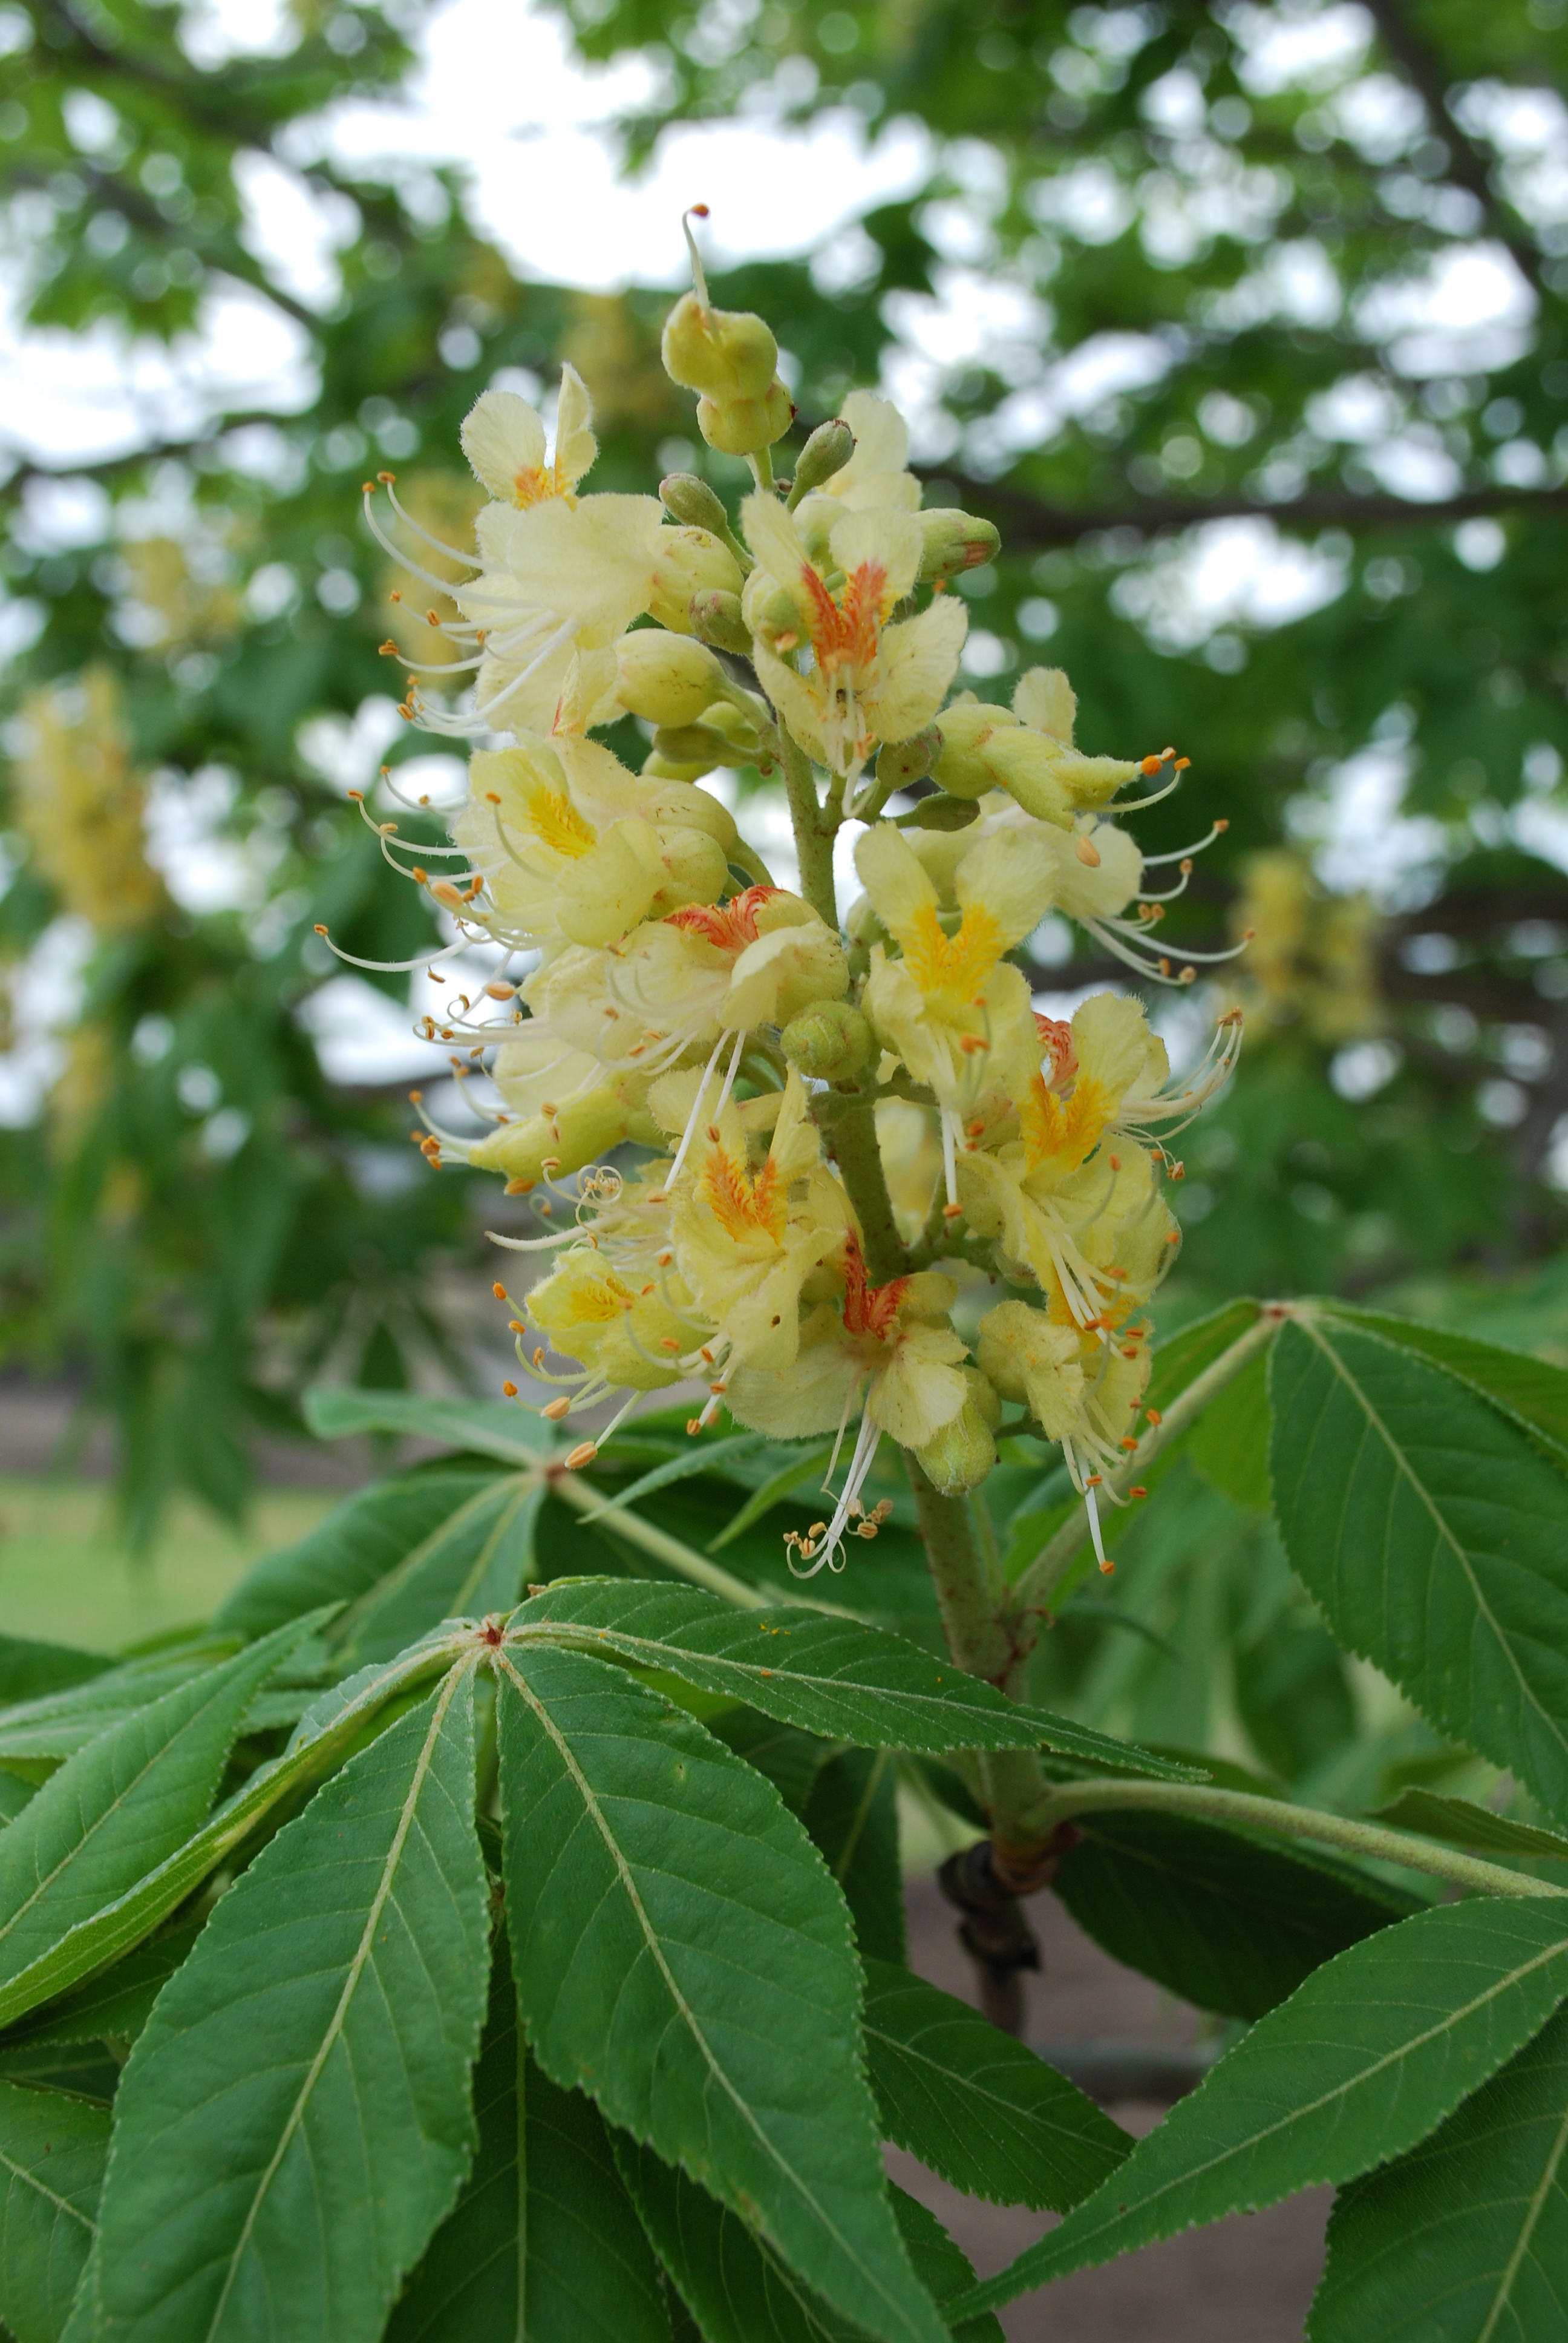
[932,471,1568,550]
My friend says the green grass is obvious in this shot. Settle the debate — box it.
[0,1479,336,1653]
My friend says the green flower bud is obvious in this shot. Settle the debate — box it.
[919,509,1001,580]
[659,472,734,537]
[779,999,874,1080]
[647,526,743,635]
[874,725,941,795]
[468,1081,660,1188]
[688,588,753,658]
[613,633,731,727]
[788,417,855,502]
[931,703,1075,827]
[662,290,780,402]
[916,1371,999,1495]
[696,379,794,457]
[893,794,979,833]
[652,719,760,770]
[930,703,1020,799]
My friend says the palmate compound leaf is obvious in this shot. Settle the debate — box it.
[1050,1810,1419,2021]
[1323,1306,1568,1469]
[0,1615,323,2031]
[860,1958,1129,2213]
[494,1643,951,2343]
[510,1581,1194,1776]
[616,2135,1003,2343]
[95,1664,490,2343]
[950,1897,1568,2320]
[1310,2002,1568,2342]
[389,1930,671,2343]
[0,2079,109,2343]
[1270,1314,1568,1822]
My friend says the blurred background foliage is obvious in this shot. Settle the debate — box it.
[1,0,1566,1591]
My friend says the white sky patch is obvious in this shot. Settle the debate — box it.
[296,970,455,1086]
[143,764,286,914]
[1287,741,1447,907]
[234,151,361,314]
[0,916,94,1127]
[1110,517,1348,652]
[1355,241,1537,376]
[1227,1,1373,99]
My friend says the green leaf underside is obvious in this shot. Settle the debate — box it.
[511,1582,1192,1775]
[0,1643,243,1771]
[708,1446,837,1553]
[955,1899,1568,2318]
[861,1959,1129,2213]
[390,1934,670,2343]
[217,1469,508,1639]
[494,1644,948,2343]
[303,1384,549,1465]
[581,1434,770,1524]
[805,1751,906,1967]
[1312,2004,1568,2342]
[96,1668,490,2343]
[887,2189,1005,2343]
[0,2080,108,2343]
[0,1633,466,2039]
[0,1617,318,2024]
[1322,1307,1568,1466]
[1270,1317,1568,1823]
[1372,1791,1568,1863]
[1052,1810,1416,2020]
[1,1920,204,2056]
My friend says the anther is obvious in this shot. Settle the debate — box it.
[564,1442,598,1470]
[542,1395,572,1420]
[1074,834,1101,867]
[492,1282,507,1300]
[501,1380,518,1397]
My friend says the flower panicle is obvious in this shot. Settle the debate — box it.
[332,218,1244,1567]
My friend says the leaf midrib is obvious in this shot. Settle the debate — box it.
[1475,2085,1568,2343]
[1001,1929,1568,2280]
[0,2134,96,2230]
[497,1650,924,2343]
[201,1660,471,2342]
[864,2011,1108,2158]
[1292,1316,1568,1771]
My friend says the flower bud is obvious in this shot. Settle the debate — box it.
[696,379,794,458]
[893,795,979,833]
[874,725,941,795]
[613,633,731,727]
[662,291,780,402]
[932,703,1075,827]
[789,418,855,498]
[688,588,753,658]
[647,526,743,635]
[916,1371,1000,1495]
[930,703,1019,799]
[660,473,733,537]
[779,999,874,1080]
[653,720,759,770]
[918,510,1001,580]
[468,1077,660,1187]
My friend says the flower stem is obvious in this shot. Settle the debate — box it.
[828,1099,906,1282]
[777,724,837,929]
[1011,1305,1284,1614]
[1030,1778,1568,1904]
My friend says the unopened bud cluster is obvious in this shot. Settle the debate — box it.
[355,223,1244,1575]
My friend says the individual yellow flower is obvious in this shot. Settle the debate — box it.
[524,1246,693,1403]
[935,666,1151,826]
[466,1025,663,1191]
[665,1069,849,1378]
[727,1245,970,1571]
[855,822,1059,1201]
[460,367,599,509]
[976,1294,1154,1569]
[740,494,967,782]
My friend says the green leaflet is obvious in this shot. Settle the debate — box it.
[0,1642,110,1710]
[331,1475,537,1666]
[1312,2003,1568,2342]
[0,2080,108,2343]
[804,1749,906,1966]
[0,1630,469,2037]
[303,1384,550,1464]
[621,2134,1003,2343]
[1270,1315,1568,1820]
[511,1581,1194,1775]
[0,1643,243,1774]
[0,1616,319,2026]
[494,1644,947,2343]
[1371,1791,1568,1864]
[96,1666,491,2343]
[217,1468,508,1638]
[1322,1306,1568,1467]
[1051,1809,1416,2020]
[390,1933,670,2343]
[0,1920,204,2060]
[954,1898,1568,2318]
[580,1433,769,1524]
[860,1958,1129,2212]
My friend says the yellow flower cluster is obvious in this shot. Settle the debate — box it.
[348,246,1243,1573]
